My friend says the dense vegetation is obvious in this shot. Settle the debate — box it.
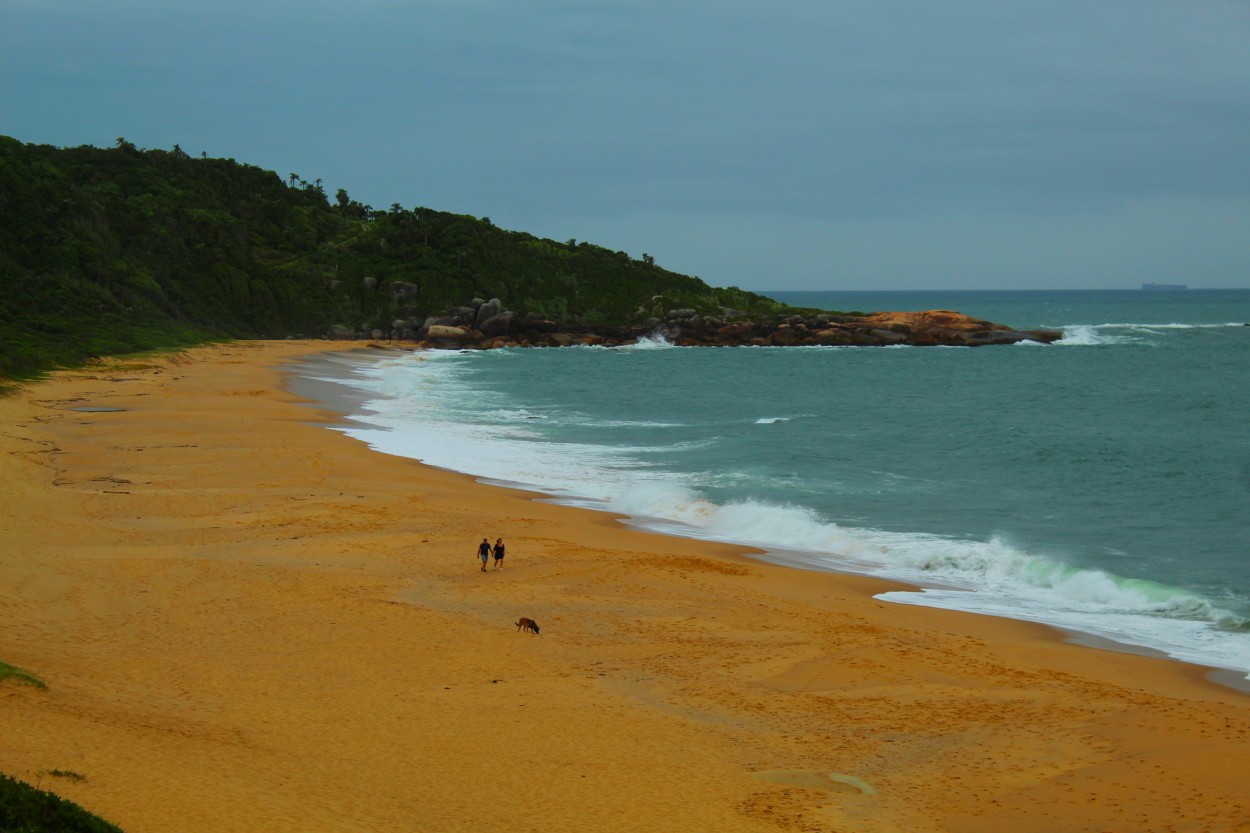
[0,660,46,690]
[0,773,123,833]
[0,135,790,382]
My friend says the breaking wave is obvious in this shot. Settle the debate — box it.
[299,343,1250,680]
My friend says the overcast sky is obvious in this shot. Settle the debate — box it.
[3,0,1248,290]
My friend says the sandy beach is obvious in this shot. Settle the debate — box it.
[2,340,1249,833]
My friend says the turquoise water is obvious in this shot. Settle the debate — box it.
[311,289,1250,677]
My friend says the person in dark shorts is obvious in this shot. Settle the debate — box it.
[477,538,491,572]
[492,538,506,570]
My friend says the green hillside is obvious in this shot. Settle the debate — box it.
[0,136,788,382]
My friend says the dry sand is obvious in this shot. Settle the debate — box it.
[2,341,1248,833]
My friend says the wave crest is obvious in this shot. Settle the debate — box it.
[622,332,675,350]
[605,484,1243,630]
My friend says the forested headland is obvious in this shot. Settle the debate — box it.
[0,136,788,382]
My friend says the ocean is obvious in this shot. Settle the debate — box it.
[295,289,1250,680]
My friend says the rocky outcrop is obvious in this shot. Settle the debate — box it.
[855,310,1060,347]
[326,301,1063,349]
[326,324,354,340]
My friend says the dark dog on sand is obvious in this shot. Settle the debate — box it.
[515,617,540,635]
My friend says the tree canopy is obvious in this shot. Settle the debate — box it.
[0,136,790,382]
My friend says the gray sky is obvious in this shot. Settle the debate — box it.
[3,0,1248,289]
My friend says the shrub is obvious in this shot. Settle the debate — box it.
[0,773,124,833]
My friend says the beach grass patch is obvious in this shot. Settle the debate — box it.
[0,660,48,690]
[0,773,123,833]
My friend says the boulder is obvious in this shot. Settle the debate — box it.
[523,317,560,334]
[326,325,354,340]
[388,280,419,301]
[479,311,515,338]
[963,329,1060,346]
[667,308,697,320]
[426,325,472,341]
[868,328,909,345]
[362,276,378,291]
[814,328,851,345]
[474,298,503,329]
[769,327,800,346]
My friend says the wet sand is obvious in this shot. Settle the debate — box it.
[2,340,1248,833]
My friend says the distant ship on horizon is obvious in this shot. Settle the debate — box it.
[1141,282,1188,291]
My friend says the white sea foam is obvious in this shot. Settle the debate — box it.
[879,588,1250,675]
[308,348,1250,680]
[1096,322,1247,330]
[603,484,1250,676]
[755,417,792,424]
[1054,321,1248,346]
[565,418,688,429]
[323,351,688,501]
[623,332,676,350]
[1056,325,1141,346]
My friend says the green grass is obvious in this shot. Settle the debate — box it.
[0,773,123,833]
[0,667,123,831]
[0,660,47,690]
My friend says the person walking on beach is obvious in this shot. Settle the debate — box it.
[492,538,506,570]
[477,538,491,572]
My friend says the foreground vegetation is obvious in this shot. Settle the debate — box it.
[0,135,790,383]
[0,773,123,833]
[0,661,46,690]
[2,664,121,831]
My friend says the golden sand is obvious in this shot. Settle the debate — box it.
[2,341,1248,833]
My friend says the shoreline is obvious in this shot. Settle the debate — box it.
[3,340,1249,832]
[294,344,1250,694]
